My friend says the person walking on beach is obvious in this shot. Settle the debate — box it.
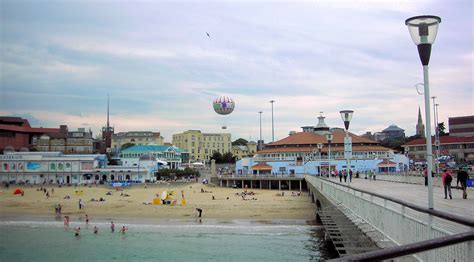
[85,214,89,225]
[456,169,469,199]
[78,199,82,210]
[111,221,115,233]
[196,208,203,218]
[442,169,453,199]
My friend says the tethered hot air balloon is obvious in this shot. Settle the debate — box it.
[213,96,235,129]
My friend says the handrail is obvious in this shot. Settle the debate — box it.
[338,230,474,261]
[312,176,474,227]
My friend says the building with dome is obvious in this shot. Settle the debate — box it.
[235,113,409,176]
[381,124,405,140]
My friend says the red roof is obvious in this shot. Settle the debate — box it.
[0,124,59,134]
[403,136,474,146]
[267,130,377,147]
[257,145,390,154]
[252,162,272,171]
[377,159,397,166]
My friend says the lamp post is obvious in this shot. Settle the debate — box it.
[325,132,333,178]
[270,100,275,142]
[258,111,263,151]
[431,97,439,177]
[340,110,354,185]
[317,143,323,176]
[406,15,441,209]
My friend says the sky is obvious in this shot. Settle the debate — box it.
[1,0,472,143]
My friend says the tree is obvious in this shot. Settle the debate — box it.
[232,138,248,146]
[121,143,135,150]
[211,151,223,163]
[222,152,236,163]
[437,122,447,136]
[380,137,407,152]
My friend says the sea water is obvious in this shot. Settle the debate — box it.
[0,219,336,261]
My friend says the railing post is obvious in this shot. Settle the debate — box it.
[427,214,434,261]
[469,227,474,262]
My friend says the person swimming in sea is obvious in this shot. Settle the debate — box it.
[74,227,80,237]
[120,226,128,234]
[93,226,98,234]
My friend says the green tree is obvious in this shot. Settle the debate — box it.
[437,122,447,136]
[232,138,248,146]
[211,151,223,163]
[222,152,236,163]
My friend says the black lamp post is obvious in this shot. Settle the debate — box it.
[340,110,354,185]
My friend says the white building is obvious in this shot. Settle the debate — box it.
[0,151,153,184]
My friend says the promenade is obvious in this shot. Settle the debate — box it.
[330,177,473,218]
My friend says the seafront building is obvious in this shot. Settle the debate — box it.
[0,117,60,152]
[235,114,408,176]
[35,126,94,154]
[448,115,474,137]
[119,145,187,169]
[172,130,231,162]
[232,141,257,160]
[111,131,164,153]
[402,136,474,163]
[0,151,156,184]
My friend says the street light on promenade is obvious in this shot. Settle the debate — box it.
[340,110,354,185]
[325,132,333,178]
[431,97,440,176]
[406,15,441,209]
[270,100,275,142]
[258,111,263,150]
[317,143,323,176]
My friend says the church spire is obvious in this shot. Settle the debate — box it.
[107,94,110,129]
[416,106,425,137]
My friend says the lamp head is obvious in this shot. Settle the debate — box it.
[325,133,333,143]
[405,15,441,66]
[405,15,441,45]
[339,110,354,130]
[317,143,323,150]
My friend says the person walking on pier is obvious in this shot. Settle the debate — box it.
[343,170,347,182]
[338,170,343,183]
[456,169,469,199]
[423,168,428,186]
[441,169,453,199]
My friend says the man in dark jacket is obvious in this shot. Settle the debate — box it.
[456,169,469,199]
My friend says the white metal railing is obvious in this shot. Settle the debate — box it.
[375,173,443,187]
[305,175,473,262]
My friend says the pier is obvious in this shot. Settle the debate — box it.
[306,175,474,261]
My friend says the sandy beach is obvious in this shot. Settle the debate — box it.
[0,183,315,221]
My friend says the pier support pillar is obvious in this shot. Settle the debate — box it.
[278,180,281,191]
[251,180,253,189]
[289,180,291,190]
[260,180,262,189]
[226,180,229,187]
[269,180,271,190]
[299,180,302,192]
[242,180,244,189]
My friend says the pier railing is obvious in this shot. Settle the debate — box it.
[305,175,474,262]
[373,173,443,187]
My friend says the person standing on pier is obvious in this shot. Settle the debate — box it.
[423,168,428,186]
[441,169,453,199]
[456,169,469,199]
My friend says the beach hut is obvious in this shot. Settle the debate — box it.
[13,188,23,195]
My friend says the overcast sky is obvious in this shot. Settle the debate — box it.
[1,0,472,143]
